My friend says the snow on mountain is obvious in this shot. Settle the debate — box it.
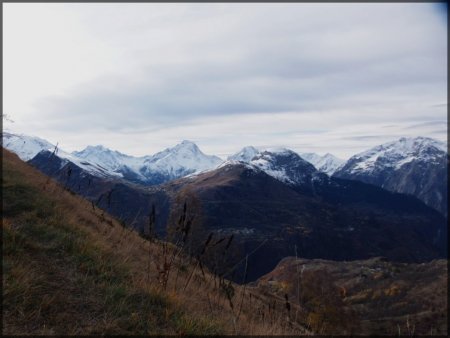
[300,152,345,175]
[341,136,447,174]
[7,131,445,207]
[2,131,56,161]
[249,149,317,185]
[60,152,126,179]
[71,144,147,180]
[2,132,124,178]
[68,140,223,183]
[227,146,260,162]
[73,145,135,170]
[188,147,320,187]
[3,132,223,184]
[334,136,448,216]
[227,146,318,185]
[143,140,222,177]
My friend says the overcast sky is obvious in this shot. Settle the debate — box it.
[3,3,447,159]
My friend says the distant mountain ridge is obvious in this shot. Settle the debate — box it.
[3,132,222,185]
[3,132,447,217]
[334,136,448,216]
[250,149,317,186]
[227,146,344,176]
[3,132,346,186]
[300,152,345,175]
[227,146,260,162]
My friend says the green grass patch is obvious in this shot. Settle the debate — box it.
[2,183,42,217]
[172,313,224,335]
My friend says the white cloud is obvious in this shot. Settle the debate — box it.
[3,3,447,158]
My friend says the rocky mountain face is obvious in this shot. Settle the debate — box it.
[250,149,317,185]
[334,137,448,216]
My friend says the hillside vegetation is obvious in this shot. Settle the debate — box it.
[2,149,307,335]
[257,257,447,335]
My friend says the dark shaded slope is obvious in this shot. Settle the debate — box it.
[161,164,447,281]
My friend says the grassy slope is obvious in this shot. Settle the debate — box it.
[2,149,306,335]
[2,148,223,335]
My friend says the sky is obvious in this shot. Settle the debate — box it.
[2,3,447,159]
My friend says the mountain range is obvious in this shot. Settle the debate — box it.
[299,152,344,175]
[6,132,446,195]
[4,131,446,201]
[3,131,346,181]
[3,131,447,219]
[2,131,447,281]
[1,132,347,182]
[3,132,222,185]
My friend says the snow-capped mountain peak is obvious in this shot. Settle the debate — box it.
[347,136,447,173]
[73,145,129,158]
[250,149,317,185]
[72,145,134,171]
[300,152,345,175]
[67,139,223,182]
[180,139,197,146]
[398,136,446,153]
[173,140,202,154]
[228,146,318,185]
[3,132,224,185]
[228,146,296,163]
[333,136,448,216]
[144,140,223,176]
[228,146,260,162]
[262,146,291,154]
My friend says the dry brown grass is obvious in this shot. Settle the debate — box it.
[258,256,448,335]
[2,148,310,335]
